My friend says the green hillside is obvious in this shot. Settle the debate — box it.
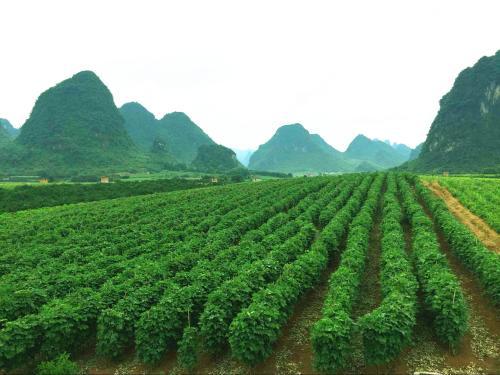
[0,119,19,138]
[0,125,12,148]
[410,50,500,172]
[408,143,423,161]
[120,103,216,164]
[1,71,142,175]
[192,144,243,172]
[157,112,215,163]
[248,124,351,173]
[119,102,157,151]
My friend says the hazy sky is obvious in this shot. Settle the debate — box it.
[1,0,499,151]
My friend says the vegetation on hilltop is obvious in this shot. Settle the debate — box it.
[409,50,500,173]
[119,103,216,164]
[192,144,243,172]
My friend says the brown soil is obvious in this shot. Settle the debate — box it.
[423,181,500,253]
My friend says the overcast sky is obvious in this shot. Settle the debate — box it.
[1,0,499,151]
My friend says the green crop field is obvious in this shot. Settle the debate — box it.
[428,176,500,232]
[0,173,498,375]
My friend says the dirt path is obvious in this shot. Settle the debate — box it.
[423,181,500,253]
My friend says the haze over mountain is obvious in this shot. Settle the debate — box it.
[381,140,413,160]
[249,125,420,174]
[248,124,353,173]
[0,119,19,139]
[119,102,216,164]
[409,50,500,173]
[408,143,423,161]
[233,149,254,167]
[345,135,409,170]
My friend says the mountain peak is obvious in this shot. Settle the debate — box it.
[249,123,350,173]
[10,71,135,174]
[71,70,100,81]
[345,133,407,169]
[161,111,192,122]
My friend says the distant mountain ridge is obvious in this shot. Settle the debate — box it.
[345,134,409,170]
[408,50,500,172]
[0,72,230,176]
[249,125,419,174]
[248,124,353,173]
[119,102,216,164]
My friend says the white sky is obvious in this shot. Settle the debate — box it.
[1,0,499,151]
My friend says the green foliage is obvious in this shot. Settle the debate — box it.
[0,178,214,212]
[199,178,354,353]
[358,174,418,365]
[438,177,500,232]
[36,353,79,375]
[229,175,382,366]
[416,177,500,305]
[177,327,200,371]
[311,174,384,373]
[191,144,243,172]
[134,179,327,364]
[398,174,468,350]
[1,179,323,367]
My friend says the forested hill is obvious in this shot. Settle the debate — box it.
[248,124,352,173]
[120,103,216,164]
[409,50,500,173]
[344,134,409,169]
[192,144,243,172]
[248,124,418,173]
[0,71,141,175]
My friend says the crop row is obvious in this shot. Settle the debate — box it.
[229,174,380,366]
[133,176,362,364]
[96,178,345,360]
[0,181,292,324]
[0,178,216,213]
[398,175,468,350]
[0,178,329,368]
[311,173,384,373]
[415,177,500,305]
[358,173,418,365]
[197,175,363,356]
